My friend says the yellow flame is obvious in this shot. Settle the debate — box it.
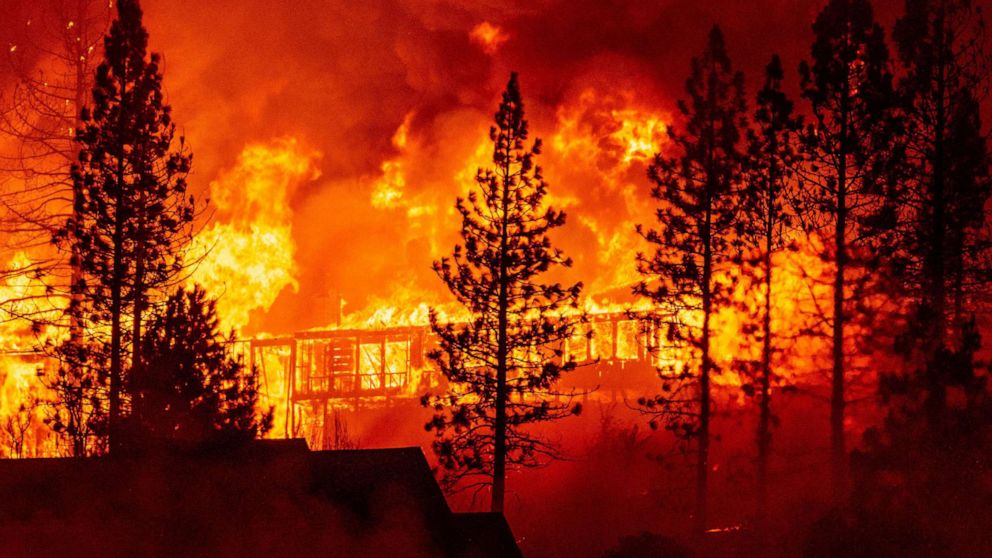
[0,253,59,457]
[191,138,320,332]
[371,113,414,210]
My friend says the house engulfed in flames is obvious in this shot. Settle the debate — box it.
[0,81,833,458]
[238,312,664,451]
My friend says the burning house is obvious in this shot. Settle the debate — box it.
[240,313,665,448]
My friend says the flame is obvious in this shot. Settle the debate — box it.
[549,88,670,297]
[370,113,413,210]
[0,9,885,458]
[334,281,467,331]
[552,88,669,169]
[469,22,509,55]
[0,253,59,457]
[190,138,320,333]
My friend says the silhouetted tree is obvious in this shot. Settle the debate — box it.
[795,0,900,500]
[0,0,111,457]
[46,341,107,455]
[424,72,583,512]
[52,0,196,453]
[634,25,747,535]
[891,0,992,421]
[0,0,109,290]
[126,285,272,446]
[738,54,801,524]
[850,5,992,548]
[2,399,39,458]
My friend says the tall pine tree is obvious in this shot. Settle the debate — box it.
[796,0,900,500]
[53,0,195,453]
[739,54,801,525]
[853,4,992,542]
[424,73,583,513]
[635,26,747,535]
[891,0,992,421]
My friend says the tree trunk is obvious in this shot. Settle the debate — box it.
[66,0,90,458]
[693,67,721,536]
[831,135,848,504]
[130,207,146,425]
[109,174,125,454]
[108,66,129,454]
[950,232,965,337]
[69,0,87,348]
[492,137,512,514]
[695,182,714,536]
[826,45,854,502]
[757,180,774,524]
[924,1,949,423]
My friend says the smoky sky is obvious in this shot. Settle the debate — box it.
[0,0,918,334]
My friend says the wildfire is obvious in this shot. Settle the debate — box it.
[371,113,413,210]
[548,88,670,297]
[0,18,854,457]
[0,253,58,457]
[552,88,669,169]
[341,83,836,399]
[190,138,321,333]
[0,68,841,458]
[335,284,468,331]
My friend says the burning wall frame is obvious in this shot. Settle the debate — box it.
[241,313,664,448]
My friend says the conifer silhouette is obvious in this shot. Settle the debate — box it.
[53,0,196,453]
[424,73,583,512]
[635,26,747,534]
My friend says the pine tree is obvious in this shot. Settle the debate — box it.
[891,0,992,421]
[944,93,990,329]
[739,54,801,524]
[127,285,272,446]
[47,337,108,456]
[52,0,195,453]
[853,318,991,554]
[634,26,747,535]
[796,0,900,500]
[424,73,583,513]
[857,4,992,538]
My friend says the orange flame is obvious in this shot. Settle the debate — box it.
[190,138,321,333]
[469,22,509,55]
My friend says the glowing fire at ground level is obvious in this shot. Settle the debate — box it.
[235,310,802,450]
[0,295,839,459]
